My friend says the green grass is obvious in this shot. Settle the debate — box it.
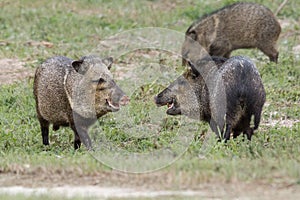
[0,0,300,195]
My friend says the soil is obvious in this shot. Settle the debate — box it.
[0,171,300,199]
[0,58,34,85]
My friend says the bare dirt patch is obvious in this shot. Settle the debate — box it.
[0,58,34,85]
[0,172,299,199]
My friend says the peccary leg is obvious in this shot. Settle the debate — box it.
[224,124,231,141]
[70,125,81,150]
[254,109,262,131]
[209,119,220,139]
[53,125,60,131]
[73,130,81,150]
[71,125,92,150]
[39,118,50,146]
[209,41,231,58]
[210,119,229,141]
[243,127,254,140]
[223,51,231,59]
[233,131,242,138]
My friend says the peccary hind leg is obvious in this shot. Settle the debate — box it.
[71,125,92,150]
[209,40,232,58]
[39,118,50,146]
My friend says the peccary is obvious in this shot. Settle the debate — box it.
[182,2,281,65]
[155,56,266,140]
[33,55,129,150]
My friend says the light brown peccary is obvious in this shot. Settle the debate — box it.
[34,55,129,150]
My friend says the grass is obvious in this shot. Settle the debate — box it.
[0,0,300,198]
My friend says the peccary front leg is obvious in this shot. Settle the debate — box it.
[209,40,232,58]
[233,131,242,138]
[243,127,254,140]
[223,124,231,141]
[71,125,92,150]
[209,119,219,137]
[210,120,231,142]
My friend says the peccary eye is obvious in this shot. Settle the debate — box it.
[98,78,106,83]
[191,73,198,79]
[92,78,106,84]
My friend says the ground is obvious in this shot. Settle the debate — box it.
[1,171,300,199]
[0,0,300,199]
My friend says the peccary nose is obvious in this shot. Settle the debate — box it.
[119,95,130,106]
[154,91,165,104]
[154,95,162,105]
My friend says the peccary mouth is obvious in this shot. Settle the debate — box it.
[156,98,181,115]
[106,95,129,112]
[166,98,181,115]
[166,98,175,110]
[106,99,120,112]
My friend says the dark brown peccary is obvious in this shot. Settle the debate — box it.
[182,2,281,65]
[155,56,266,141]
[34,55,129,150]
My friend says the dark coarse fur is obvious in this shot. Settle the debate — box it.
[182,2,281,65]
[34,55,129,150]
[155,56,266,141]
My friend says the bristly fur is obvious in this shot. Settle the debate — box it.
[33,55,128,150]
[182,2,281,64]
[155,56,266,141]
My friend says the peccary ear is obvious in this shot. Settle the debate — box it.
[188,61,200,77]
[72,59,84,73]
[188,31,197,41]
[102,57,113,70]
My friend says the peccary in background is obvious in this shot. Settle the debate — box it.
[34,55,129,150]
[155,56,266,141]
[182,2,281,65]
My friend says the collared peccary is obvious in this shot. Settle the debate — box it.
[155,56,266,140]
[33,55,129,150]
[182,2,281,65]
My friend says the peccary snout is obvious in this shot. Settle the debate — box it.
[105,86,129,112]
[104,82,129,112]
[119,94,130,106]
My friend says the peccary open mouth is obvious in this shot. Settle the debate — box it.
[166,98,181,115]
[155,97,181,115]
[106,99,120,112]
[106,95,129,112]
